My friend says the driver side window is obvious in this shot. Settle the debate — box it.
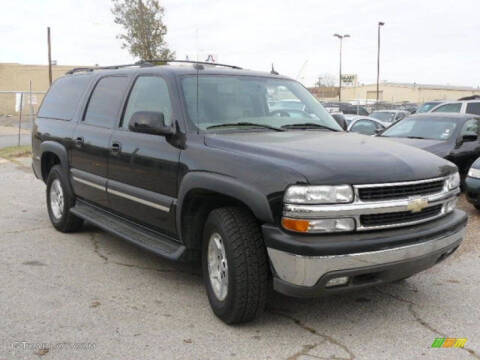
[122,76,173,129]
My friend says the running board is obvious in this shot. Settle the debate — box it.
[71,200,185,261]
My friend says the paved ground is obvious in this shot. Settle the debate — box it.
[0,157,479,360]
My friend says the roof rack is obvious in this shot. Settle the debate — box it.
[65,62,152,75]
[141,59,242,70]
[65,59,242,75]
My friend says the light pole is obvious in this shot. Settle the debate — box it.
[376,22,385,103]
[333,33,350,102]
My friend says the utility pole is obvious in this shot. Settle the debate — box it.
[47,27,52,86]
[376,22,385,103]
[333,33,350,102]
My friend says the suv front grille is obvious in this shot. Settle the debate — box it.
[360,204,443,227]
[358,180,445,201]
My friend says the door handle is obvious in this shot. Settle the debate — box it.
[75,136,84,147]
[111,142,121,154]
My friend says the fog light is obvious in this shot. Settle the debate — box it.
[326,276,349,288]
[444,198,457,213]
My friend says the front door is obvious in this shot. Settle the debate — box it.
[107,75,180,235]
[70,75,131,208]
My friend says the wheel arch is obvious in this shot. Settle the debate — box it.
[177,172,274,252]
[39,141,69,182]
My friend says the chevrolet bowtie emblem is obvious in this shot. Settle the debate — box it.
[407,198,429,213]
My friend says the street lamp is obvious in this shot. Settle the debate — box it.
[333,33,350,102]
[376,22,385,103]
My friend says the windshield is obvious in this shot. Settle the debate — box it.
[370,111,396,122]
[381,116,457,140]
[181,75,341,131]
[417,102,441,113]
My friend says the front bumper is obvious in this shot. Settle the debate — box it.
[263,209,467,297]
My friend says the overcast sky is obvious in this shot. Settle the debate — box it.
[2,0,480,87]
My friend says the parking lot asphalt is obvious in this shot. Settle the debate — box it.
[0,157,479,360]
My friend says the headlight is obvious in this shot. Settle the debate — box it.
[282,217,355,233]
[468,167,480,179]
[284,185,353,204]
[445,172,460,190]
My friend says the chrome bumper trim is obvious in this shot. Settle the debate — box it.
[267,226,465,287]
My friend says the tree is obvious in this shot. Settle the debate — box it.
[315,73,337,87]
[112,0,175,61]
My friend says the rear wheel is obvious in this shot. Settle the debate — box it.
[46,165,83,232]
[202,207,269,324]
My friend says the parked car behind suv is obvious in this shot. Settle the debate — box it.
[380,113,480,181]
[430,100,480,116]
[369,110,409,124]
[32,61,467,324]
[346,116,386,135]
[465,158,480,210]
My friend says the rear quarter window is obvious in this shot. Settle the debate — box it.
[38,75,91,120]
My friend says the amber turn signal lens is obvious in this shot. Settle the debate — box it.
[282,218,310,233]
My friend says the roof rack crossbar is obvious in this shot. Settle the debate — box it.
[65,59,242,75]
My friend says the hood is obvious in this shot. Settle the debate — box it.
[204,131,456,184]
[384,137,452,158]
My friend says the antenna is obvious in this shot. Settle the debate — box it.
[270,63,279,75]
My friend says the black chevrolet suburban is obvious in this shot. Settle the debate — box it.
[32,61,467,324]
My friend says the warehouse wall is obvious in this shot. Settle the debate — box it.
[341,83,480,103]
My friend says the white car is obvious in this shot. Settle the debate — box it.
[429,100,480,116]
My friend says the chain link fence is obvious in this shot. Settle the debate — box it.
[0,88,46,148]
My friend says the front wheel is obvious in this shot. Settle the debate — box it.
[202,207,269,324]
[46,165,83,232]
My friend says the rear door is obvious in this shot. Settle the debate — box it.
[70,75,131,208]
[107,74,180,235]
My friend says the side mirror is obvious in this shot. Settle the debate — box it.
[128,111,174,136]
[462,134,478,142]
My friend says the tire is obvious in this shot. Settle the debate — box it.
[46,165,83,233]
[475,204,480,211]
[202,207,269,324]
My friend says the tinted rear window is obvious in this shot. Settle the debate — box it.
[84,76,130,128]
[38,75,91,120]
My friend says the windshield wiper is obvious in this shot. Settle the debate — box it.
[206,122,284,131]
[281,123,339,131]
[405,136,426,139]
